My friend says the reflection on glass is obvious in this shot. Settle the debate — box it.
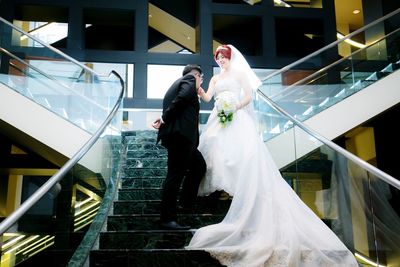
[12,20,68,47]
[258,26,400,141]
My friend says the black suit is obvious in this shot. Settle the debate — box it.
[157,74,206,222]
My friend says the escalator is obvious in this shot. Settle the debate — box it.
[258,8,400,169]
[0,17,124,266]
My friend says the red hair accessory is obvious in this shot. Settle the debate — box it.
[214,45,232,61]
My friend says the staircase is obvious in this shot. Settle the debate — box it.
[90,130,228,266]
[88,130,351,266]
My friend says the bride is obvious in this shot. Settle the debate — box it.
[185,44,359,267]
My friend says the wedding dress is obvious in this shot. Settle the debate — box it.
[186,75,359,267]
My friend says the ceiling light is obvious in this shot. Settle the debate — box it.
[353,9,361,14]
[337,33,366,48]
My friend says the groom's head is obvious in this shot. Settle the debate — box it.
[182,64,202,76]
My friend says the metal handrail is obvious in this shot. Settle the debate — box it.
[0,71,124,234]
[0,16,101,77]
[261,7,400,82]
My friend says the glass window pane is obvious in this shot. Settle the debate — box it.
[12,20,68,48]
[213,15,262,56]
[148,2,198,53]
[147,65,185,98]
[83,8,134,51]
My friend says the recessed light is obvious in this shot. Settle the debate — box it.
[353,9,360,14]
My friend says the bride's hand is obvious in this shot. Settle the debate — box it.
[235,102,243,111]
[197,87,205,96]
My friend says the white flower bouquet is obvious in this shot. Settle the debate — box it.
[215,91,237,127]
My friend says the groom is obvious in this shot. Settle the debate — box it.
[152,64,206,230]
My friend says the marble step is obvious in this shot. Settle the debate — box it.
[113,198,231,215]
[125,158,167,168]
[90,249,223,267]
[99,230,193,249]
[123,167,167,178]
[124,130,157,139]
[120,177,231,191]
[126,149,167,159]
[107,214,224,231]
[118,188,226,202]
[126,136,157,144]
[124,135,159,145]
[118,188,163,201]
[120,177,165,189]
[126,140,167,155]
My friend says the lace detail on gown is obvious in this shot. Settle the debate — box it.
[187,76,359,267]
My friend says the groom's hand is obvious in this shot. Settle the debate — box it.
[152,118,163,129]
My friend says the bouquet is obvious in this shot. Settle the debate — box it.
[215,91,237,127]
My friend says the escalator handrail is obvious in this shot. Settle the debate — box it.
[0,70,124,235]
[260,7,400,82]
[256,89,400,190]
[270,26,400,100]
[0,16,101,77]
[0,46,71,90]
[0,46,110,112]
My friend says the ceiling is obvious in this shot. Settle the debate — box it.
[148,0,366,53]
[334,0,364,30]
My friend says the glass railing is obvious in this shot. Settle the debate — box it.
[0,16,124,267]
[267,107,400,266]
[0,17,122,134]
[255,93,400,267]
[258,8,400,142]
[253,9,400,263]
[0,132,123,267]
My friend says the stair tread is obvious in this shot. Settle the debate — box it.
[90,249,224,266]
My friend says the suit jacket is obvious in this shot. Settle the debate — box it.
[157,74,200,147]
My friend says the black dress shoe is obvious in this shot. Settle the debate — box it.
[160,220,190,230]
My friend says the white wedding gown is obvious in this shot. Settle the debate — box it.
[186,77,359,267]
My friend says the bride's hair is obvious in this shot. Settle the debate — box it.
[214,45,232,61]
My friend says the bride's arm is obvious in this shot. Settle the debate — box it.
[236,72,253,110]
[198,75,217,102]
